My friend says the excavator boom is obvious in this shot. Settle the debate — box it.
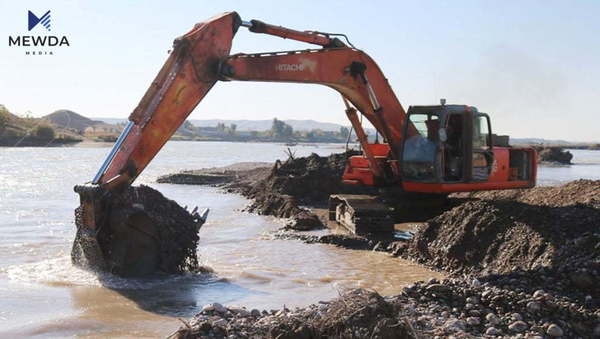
[91,11,411,190]
[92,12,239,190]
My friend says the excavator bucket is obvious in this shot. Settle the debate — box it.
[73,12,240,275]
[73,185,108,271]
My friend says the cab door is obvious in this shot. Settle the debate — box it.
[471,113,494,181]
[441,111,493,182]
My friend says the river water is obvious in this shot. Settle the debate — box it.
[0,142,598,337]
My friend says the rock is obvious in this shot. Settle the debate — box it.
[198,321,212,331]
[546,324,563,337]
[250,309,261,317]
[293,325,311,339]
[212,318,227,328]
[468,309,481,316]
[486,327,501,335]
[466,317,480,326]
[570,271,595,289]
[389,241,407,256]
[533,289,545,298]
[511,313,523,321]
[443,319,466,332]
[594,324,600,337]
[466,296,479,304]
[202,304,215,312]
[485,313,501,325]
[426,284,451,294]
[211,302,226,314]
[286,211,323,231]
[472,278,482,287]
[526,301,541,313]
[230,307,250,317]
[508,320,528,333]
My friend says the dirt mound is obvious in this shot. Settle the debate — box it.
[456,179,600,208]
[404,181,600,292]
[237,152,358,203]
[227,152,371,227]
[72,185,204,276]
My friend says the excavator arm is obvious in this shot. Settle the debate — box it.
[90,11,411,190]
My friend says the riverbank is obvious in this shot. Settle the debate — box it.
[172,270,598,338]
[162,153,600,338]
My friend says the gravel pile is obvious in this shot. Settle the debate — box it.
[404,180,600,276]
[171,289,415,339]
[172,273,599,338]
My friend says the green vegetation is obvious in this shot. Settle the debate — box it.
[271,118,293,138]
[0,105,9,132]
[34,124,56,140]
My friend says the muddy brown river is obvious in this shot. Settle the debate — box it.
[0,142,597,337]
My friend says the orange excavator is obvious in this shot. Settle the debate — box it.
[75,12,536,268]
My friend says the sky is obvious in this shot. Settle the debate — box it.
[0,1,599,141]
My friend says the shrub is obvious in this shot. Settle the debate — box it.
[0,107,9,131]
[34,124,56,140]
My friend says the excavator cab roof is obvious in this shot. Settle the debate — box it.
[407,105,479,116]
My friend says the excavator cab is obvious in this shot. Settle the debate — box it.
[400,103,537,193]
[335,102,536,235]
[401,104,491,183]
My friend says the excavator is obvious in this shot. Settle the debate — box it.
[74,12,537,273]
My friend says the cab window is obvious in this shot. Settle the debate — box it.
[402,113,439,181]
[473,115,490,149]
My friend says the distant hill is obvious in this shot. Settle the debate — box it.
[94,118,349,132]
[0,105,83,146]
[510,138,575,145]
[45,110,103,132]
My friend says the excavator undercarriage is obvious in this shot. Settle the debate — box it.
[328,195,394,236]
